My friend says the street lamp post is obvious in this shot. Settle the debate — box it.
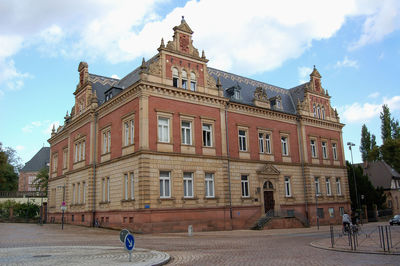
[347,142,361,220]
[316,192,319,230]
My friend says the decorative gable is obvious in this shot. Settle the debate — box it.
[257,164,280,176]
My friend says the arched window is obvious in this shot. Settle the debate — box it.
[263,181,274,190]
[317,106,320,119]
[172,68,179,88]
[313,104,316,117]
[181,70,187,89]
[190,72,196,91]
[321,106,325,120]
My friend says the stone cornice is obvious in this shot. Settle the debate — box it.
[159,49,208,64]
[227,101,298,124]
[300,115,344,131]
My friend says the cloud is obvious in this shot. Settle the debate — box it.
[334,56,359,69]
[22,120,57,135]
[1,0,400,81]
[16,145,25,151]
[368,92,380,98]
[298,66,312,84]
[111,74,120,79]
[350,0,400,50]
[339,95,400,122]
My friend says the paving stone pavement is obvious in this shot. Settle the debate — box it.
[0,222,399,265]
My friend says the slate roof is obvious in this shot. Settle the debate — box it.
[20,147,50,172]
[357,161,400,189]
[208,68,298,115]
[87,57,308,115]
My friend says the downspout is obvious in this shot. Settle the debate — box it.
[92,111,98,227]
[225,103,233,221]
[296,115,309,225]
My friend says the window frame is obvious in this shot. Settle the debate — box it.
[284,176,292,197]
[325,177,331,196]
[336,177,342,195]
[310,139,317,158]
[238,129,248,152]
[332,143,338,160]
[322,141,328,159]
[183,172,194,198]
[315,177,321,195]
[181,120,192,145]
[159,171,171,198]
[205,173,215,198]
[281,135,289,156]
[241,175,250,198]
[202,123,213,147]
[158,116,170,143]
[130,172,134,200]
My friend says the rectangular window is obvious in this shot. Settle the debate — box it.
[336,177,342,195]
[284,176,291,197]
[281,136,288,156]
[130,172,134,200]
[332,143,338,160]
[52,154,58,172]
[173,77,178,88]
[328,207,334,218]
[182,79,187,89]
[160,171,171,198]
[322,141,328,159]
[124,119,135,146]
[181,121,192,145]
[102,178,105,202]
[78,142,81,161]
[83,182,86,204]
[326,177,331,196]
[190,81,196,91]
[317,208,324,218]
[72,183,76,204]
[339,207,344,216]
[241,175,249,197]
[202,124,212,147]
[107,177,110,202]
[124,122,129,146]
[183,172,194,198]
[77,183,81,203]
[82,141,85,161]
[315,177,320,195]
[103,130,111,154]
[259,133,264,153]
[266,134,271,154]
[311,139,317,158]
[124,174,128,200]
[63,149,68,169]
[205,173,215,198]
[239,130,247,151]
[75,143,78,162]
[158,117,170,143]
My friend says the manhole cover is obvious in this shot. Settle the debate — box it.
[33,255,52,258]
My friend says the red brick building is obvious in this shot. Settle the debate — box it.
[47,19,350,232]
[19,147,49,192]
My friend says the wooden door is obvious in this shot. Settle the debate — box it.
[264,191,274,213]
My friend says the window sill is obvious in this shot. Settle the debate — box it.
[71,203,85,207]
[121,199,135,203]
[158,197,175,203]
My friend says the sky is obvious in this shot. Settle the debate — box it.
[0,0,399,166]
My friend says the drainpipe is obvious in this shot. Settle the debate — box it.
[296,115,309,225]
[225,103,233,221]
[92,111,98,227]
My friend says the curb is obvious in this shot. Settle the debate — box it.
[310,241,400,256]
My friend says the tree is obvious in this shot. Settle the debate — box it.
[33,167,49,192]
[381,138,400,173]
[360,124,371,162]
[0,143,19,191]
[346,161,386,211]
[392,118,400,140]
[380,104,392,143]
[368,134,380,161]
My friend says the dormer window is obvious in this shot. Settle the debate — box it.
[172,68,179,88]
[181,70,187,89]
[276,99,281,108]
[190,72,196,91]
[234,90,240,100]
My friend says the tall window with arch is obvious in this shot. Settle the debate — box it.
[181,70,187,89]
[190,72,196,91]
[321,106,325,120]
[317,106,321,118]
[313,104,316,117]
[172,68,179,88]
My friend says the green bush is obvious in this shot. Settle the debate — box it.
[0,200,40,219]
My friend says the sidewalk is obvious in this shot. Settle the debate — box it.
[310,222,400,255]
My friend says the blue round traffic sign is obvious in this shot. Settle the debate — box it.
[124,234,135,251]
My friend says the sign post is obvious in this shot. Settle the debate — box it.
[61,201,66,230]
[124,233,135,262]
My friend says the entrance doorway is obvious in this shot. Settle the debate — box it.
[264,191,274,213]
